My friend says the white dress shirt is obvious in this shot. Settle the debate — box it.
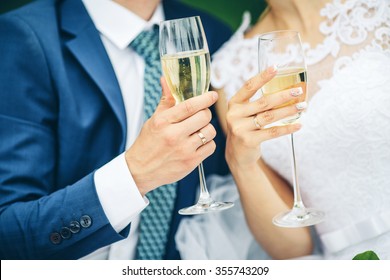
[81,0,165,259]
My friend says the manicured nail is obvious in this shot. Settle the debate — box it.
[293,123,302,130]
[296,102,307,110]
[267,65,278,74]
[290,87,303,96]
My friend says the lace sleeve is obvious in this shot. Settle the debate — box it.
[210,12,259,100]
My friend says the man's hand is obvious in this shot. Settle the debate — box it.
[125,78,218,195]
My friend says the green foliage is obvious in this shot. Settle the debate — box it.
[0,0,33,14]
[352,250,380,260]
[180,0,267,30]
[1,0,267,31]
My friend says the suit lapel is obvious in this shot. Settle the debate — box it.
[60,0,127,141]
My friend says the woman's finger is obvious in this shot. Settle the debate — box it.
[250,123,302,146]
[251,102,307,130]
[230,66,277,103]
[231,86,305,117]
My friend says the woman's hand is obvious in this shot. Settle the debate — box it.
[225,66,306,169]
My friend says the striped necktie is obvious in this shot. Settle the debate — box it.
[130,25,178,260]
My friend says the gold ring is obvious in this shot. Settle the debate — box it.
[253,115,261,130]
[197,132,207,145]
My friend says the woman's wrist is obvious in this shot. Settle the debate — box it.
[228,159,266,180]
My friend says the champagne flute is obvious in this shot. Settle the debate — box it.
[258,30,325,227]
[159,16,234,215]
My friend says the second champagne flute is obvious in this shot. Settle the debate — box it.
[159,16,234,215]
[258,30,325,227]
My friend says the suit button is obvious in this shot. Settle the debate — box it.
[80,215,92,228]
[60,227,72,239]
[50,232,62,245]
[69,221,81,233]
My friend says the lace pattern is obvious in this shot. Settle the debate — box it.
[210,12,259,97]
[211,0,390,259]
[261,50,390,258]
[211,0,390,99]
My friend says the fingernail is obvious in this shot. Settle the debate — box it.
[267,65,278,74]
[290,87,303,96]
[295,102,307,110]
[293,123,302,130]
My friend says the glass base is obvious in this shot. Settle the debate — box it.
[179,201,234,215]
[273,208,325,228]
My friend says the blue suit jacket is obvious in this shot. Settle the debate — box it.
[0,0,231,259]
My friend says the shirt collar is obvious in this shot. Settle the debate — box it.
[82,0,164,50]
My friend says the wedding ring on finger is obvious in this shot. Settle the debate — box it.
[253,115,261,130]
[197,132,207,145]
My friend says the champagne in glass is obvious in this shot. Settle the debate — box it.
[258,30,325,227]
[160,16,234,215]
[161,50,210,103]
[261,67,307,126]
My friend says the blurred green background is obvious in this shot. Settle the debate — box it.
[0,0,266,31]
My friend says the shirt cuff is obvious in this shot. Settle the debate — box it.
[94,153,148,233]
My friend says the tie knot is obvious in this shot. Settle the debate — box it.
[130,25,160,63]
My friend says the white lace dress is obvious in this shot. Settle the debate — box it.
[176,0,390,260]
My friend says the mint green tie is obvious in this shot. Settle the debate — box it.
[130,26,178,260]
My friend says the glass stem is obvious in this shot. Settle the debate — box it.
[290,133,306,215]
[197,162,213,205]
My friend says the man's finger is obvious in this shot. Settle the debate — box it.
[155,77,176,113]
[166,91,218,123]
[176,108,212,136]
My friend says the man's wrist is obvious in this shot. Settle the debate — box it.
[94,153,148,232]
[124,149,150,196]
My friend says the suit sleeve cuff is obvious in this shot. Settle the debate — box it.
[94,153,148,233]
